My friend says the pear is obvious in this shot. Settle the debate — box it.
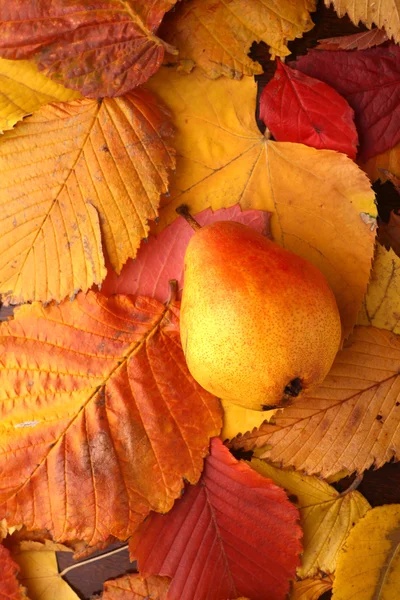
[180,220,342,411]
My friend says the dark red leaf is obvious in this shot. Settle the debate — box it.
[294,45,400,161]
[260,60,358,158]
[316,28,388,51]
[130,438,302,600]
[101,206,271,301]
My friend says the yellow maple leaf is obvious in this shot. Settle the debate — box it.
[0,58,80,133]
[148,68,375,339]
[326,0,400,44]
[291,575,334,600]
[220,399,276,441]
[250,459,370,578]
[160,0,316,76]
[333,505,400,599]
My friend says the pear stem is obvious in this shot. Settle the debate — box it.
[176,204,201,231]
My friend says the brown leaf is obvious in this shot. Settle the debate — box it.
[316,28,389,50]
[378,211,400,257]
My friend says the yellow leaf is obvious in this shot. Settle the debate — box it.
[0,58,80,133]
[326,0,400,44]
[230,326,400,477]
[250,459,370,577]
[148,68,376,339]
[160,0,316,76]
[360,141,400,183]
[0,91,175,304]
[332,505,400,599]
[12,550,79,600]
[291,575,334,600]
[220,399,276,441]
[358,244,400,333]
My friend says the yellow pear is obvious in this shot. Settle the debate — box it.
[180,220,342,411]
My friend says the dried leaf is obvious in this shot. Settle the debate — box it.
[101,574,170,599]
[260,60,358,158]
[160,0,316,76]
[0,545,27,600]
[377,212,400,257]
[0,91,175,305]
[230,327,400,478]
[0,59,80,133]
[250,459,370,577]
[0,292,222,547]
[147,68,376,339]
[102,206,271,301]
[0,0,178,97]
[332,505,400,599]
[294,45,400,160]
[291,575,334,600]
[130,438,302,600]
[326,0,400,44]
[316,28,389,50]
[220,400,276,442]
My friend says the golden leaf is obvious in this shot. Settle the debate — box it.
[0,59,80,133]
[250,459,370,578]
[332,505,400,599]
[160,0,316,76]
[0,91,175,304]
[326,0,400,44]
[291,575,334,600]
[220,399,276,441]
[231,326,400,477]
[148,68,375,338]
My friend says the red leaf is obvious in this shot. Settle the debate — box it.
[294,45,400,161]
[0,545,26,599]
[130,438,302,600]
[0,0,177,97]
[316,28,389,51]
[260,61,358,158]
[101,206,271,301]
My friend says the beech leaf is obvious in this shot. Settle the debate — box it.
[332,505,400,599]
[260,60,358,158]
[316,28,389,51]
[159,0,316,76]
[147,68,376,338]
[0,91,175,305]
[101,574,170,599]
[230,327,400,478]
[0,292,222,547]
[294,45,400,161]
[0,0,178,97]
[130,438,302,600]
[0,545,27,600]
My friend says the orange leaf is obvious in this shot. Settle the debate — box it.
[0,292,222,548]
[0,0,178,97]
[102,574,170,599]
[0,91,175,305]
[230,326,400,477]
[0,544,27,600]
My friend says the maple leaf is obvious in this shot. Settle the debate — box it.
[0,292,222,547]
[290,575,334,600]
[0,91,175,305]
[316,28,389,50]
[260,60,358,158]
[0,544,27,600]
[101,574,170,599]
[294,45,400,161]
[159,0,316,77]
[230,326,400,478]
[0,0,178,97]
[101,206,271,301]
[250,459,370,577]
[326,0,400,44]
[130,438,302,600]
[147,67,375,339]
[333,505,400,599]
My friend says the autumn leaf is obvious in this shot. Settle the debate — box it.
[250,459,370,577]
[291,575,334,600]
[0,59,80,133]
[260,60,358,158]
[0,91,175,305]
[0,0,178,97]
[147,68,375,338]
[101,206,271,301]
[101,574,170,599]
[220,399,276,442]
[361,141,400,183]
[316,28,389,50]
[294,45,400,161]
[326,0,400,44]
[0,292,222,547]
[130,438,302,600]
[332,505,400,599]
[159,0,316,76]
[230,326,400,478]
[0,545,27,600]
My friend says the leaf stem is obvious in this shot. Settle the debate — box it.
[176,204,201,231]
[58,543,129,578]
